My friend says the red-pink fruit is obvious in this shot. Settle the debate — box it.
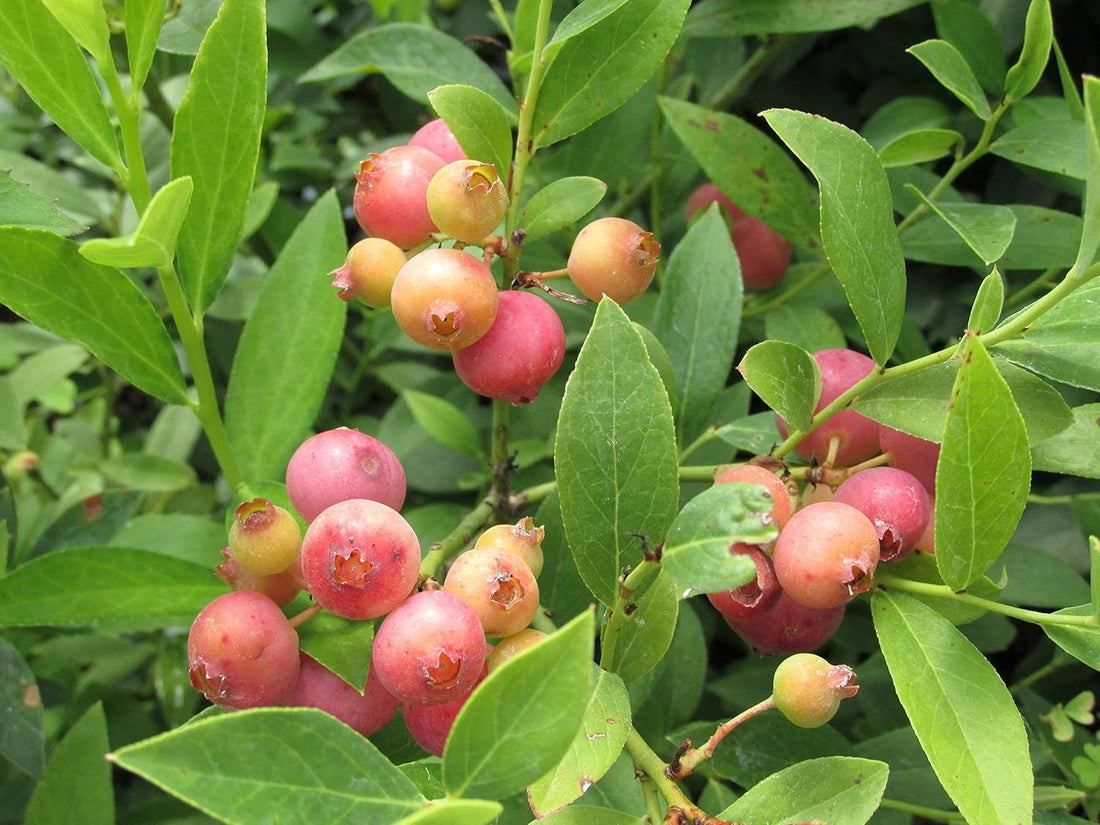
[353,145,445,249]
[452,290,565,405]
[880,425,940,495]
[713,462,793,530]
[372,590,487,706]
[426,160,509,243]
[772,501,880,609]
[299,499,420,620]
[227,498,302,576]
[287,654,399,737]
[474,516,546,578]
[409,118,467,164]
[443,547,540,637]
[724,590,845,655]
[567,216,660,304]
[330,238,407,308]
[216,547,303,607]
[774,348,880,467]
[187,591,300,709]
[390,248,499,350]
[833,467,932,562]
[286,427,406,522]
[686,183,792,290]
[402,659,488,756]
[772,653,859,728]
[706,543,781,621]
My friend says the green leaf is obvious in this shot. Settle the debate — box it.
[712,713,854,788]
[101,453,197,492]
[872,590,1033,825]
[535,808,644,825]
[907,39,992,121]
[41,0,112,67]
[301,24,515,119]
[967,268,1005,334]
[528,668,631,817]
[393,799,502,825]
[224,190,347,483]
[444,610,595,799]
[0,636,44,779]
[661,483,778,597]
[997,543,1091,609]
[0,377,26,450]
[0,546,227,630]
[688,0,926,35]
[1074,75,1100,276]
[737,340,820,433]
[555,299,679,607]
[653,207,743,442]
[932,0,1006,95]
[990,119,1087,180]
[519,177,608,243]
[24,702,113,825]
[994,279,1100,392]
[660,98,820,252]
[904,187,1016,265]
[936,335,1031,590]
[125,0,165,91]
[428,85,513,184]
[718,756,889,825]
[884,552,1002,625]
[0,0,121,170]
[403,390,484,460]
[1032,404,1100,479]
[171,0,267,314]
[878,128,963,168]
[297,612,376,694]
[80,176,194,268]
[600,568,678,683]
[0,169,85,236]
[110,708,426,824]
[532,0,690,148]
[716,411,782,455]
[0,228,188,405]
[763,108,906,365]
[1004,0,1053,102]
[763,303,846,354]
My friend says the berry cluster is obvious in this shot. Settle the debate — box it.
[707,348,939,654]
[327,118,661,404]
[186,426,549,755]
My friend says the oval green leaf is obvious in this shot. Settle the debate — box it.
[872,589,1032,825]
[1004,0,1053,102]
[428,84,514,184]
[519,176,608,243]
[81,176,195,268]
[737,340,820,433]
[600,567,678,683]
[403,390,484,460]
[907,39,992,120]
[24,702,113,825]
[1031,403,1100,479]
[904,187,1016,265]
[0,636,44,779]
[125,0,165,91]
[878,128,963,168]
[990,118,1087,180]
[968,268,1005,334]
[0,169,85,236]
[690,0,926,35]
[41,0,112,67]
[394,799,502,825]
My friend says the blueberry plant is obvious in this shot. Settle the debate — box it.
[1,0,1099,823]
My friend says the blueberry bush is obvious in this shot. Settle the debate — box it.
[1,1,1099,823]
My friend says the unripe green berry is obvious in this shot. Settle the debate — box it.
[227,498,303,576]
[772,653,859,728]
[473,516,546,578]
[426,160,508,243]
[330,238,407,308]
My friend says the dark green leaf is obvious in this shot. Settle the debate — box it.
[24,702,113,825]
[296,611,376,693]
[0,636,43,778]
[653,207,743,442]
[763,303,846,354]
[403,390,483,459]
[1004,0,1053,102]
[0,0,121,170]
[0,169,85,236]
[936,335,1031,590]
[1031,404,1100,479]
[878,128,963,167]
[547,0,634,47]
[907,39,992,120]
[660,98,819,252]
[444,610,595,799]
[528,668,630,817]
[719,756,889,825]
[764,108,906,365]
[932,0,1006,95]
[0,229,188,405]
[1074,75,1100,275]
[863,96,952,149]
[904,187,1015,265]
[996,543,1091,608]
[661,483,777,597]
[101,453,197,492]
[687,0,926,35]
[0,377,26,450]
[873,590,1033,825]
[532,0,690,147]
[0,546,227,630]
[171,0,267,314]
[111,708,426,824]
[737,340,820,433]
[967,268,1004,334]
[716,411,782,455]
[125,0,165,91]
[555,299,679,606]
[80,176,193,268]
[519,177,607,243]
[301,24,515,118]
[428,85,514,183]
[224,191,347,483]
[990,118,1087,180]
[600,568,678,683]
[712,714,853,788]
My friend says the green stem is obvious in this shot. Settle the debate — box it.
[1005,266,1059,309]
[101,61,150,213]
[418,495,498,580]
[704,34,804,112]
[623,725,701,816]
[486,0,514,44]
[600,558,660,670]
[510,478,557,510]
[670,697,775,779]
[875,573,1100,628]
[489,399,513,522]
[878,798,966,823]
[155,265,244,493]
[679,426,723,464]
[679,464,718,483]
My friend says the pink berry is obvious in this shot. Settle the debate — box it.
[706,543,781,621]
[443,547,540,637]
[473,516,546,578]
[712,462,793,530]
[402,659,488,756]
[880,425,940,495]
[353,145,445,249]
[390,248,499,350]
[409,118,467,164]
[567,217,660,304]
[723,590,845,655]
[286,427,406,522]
[452,290,565,404]
[287,654,399,737]
[832,467,932,562]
